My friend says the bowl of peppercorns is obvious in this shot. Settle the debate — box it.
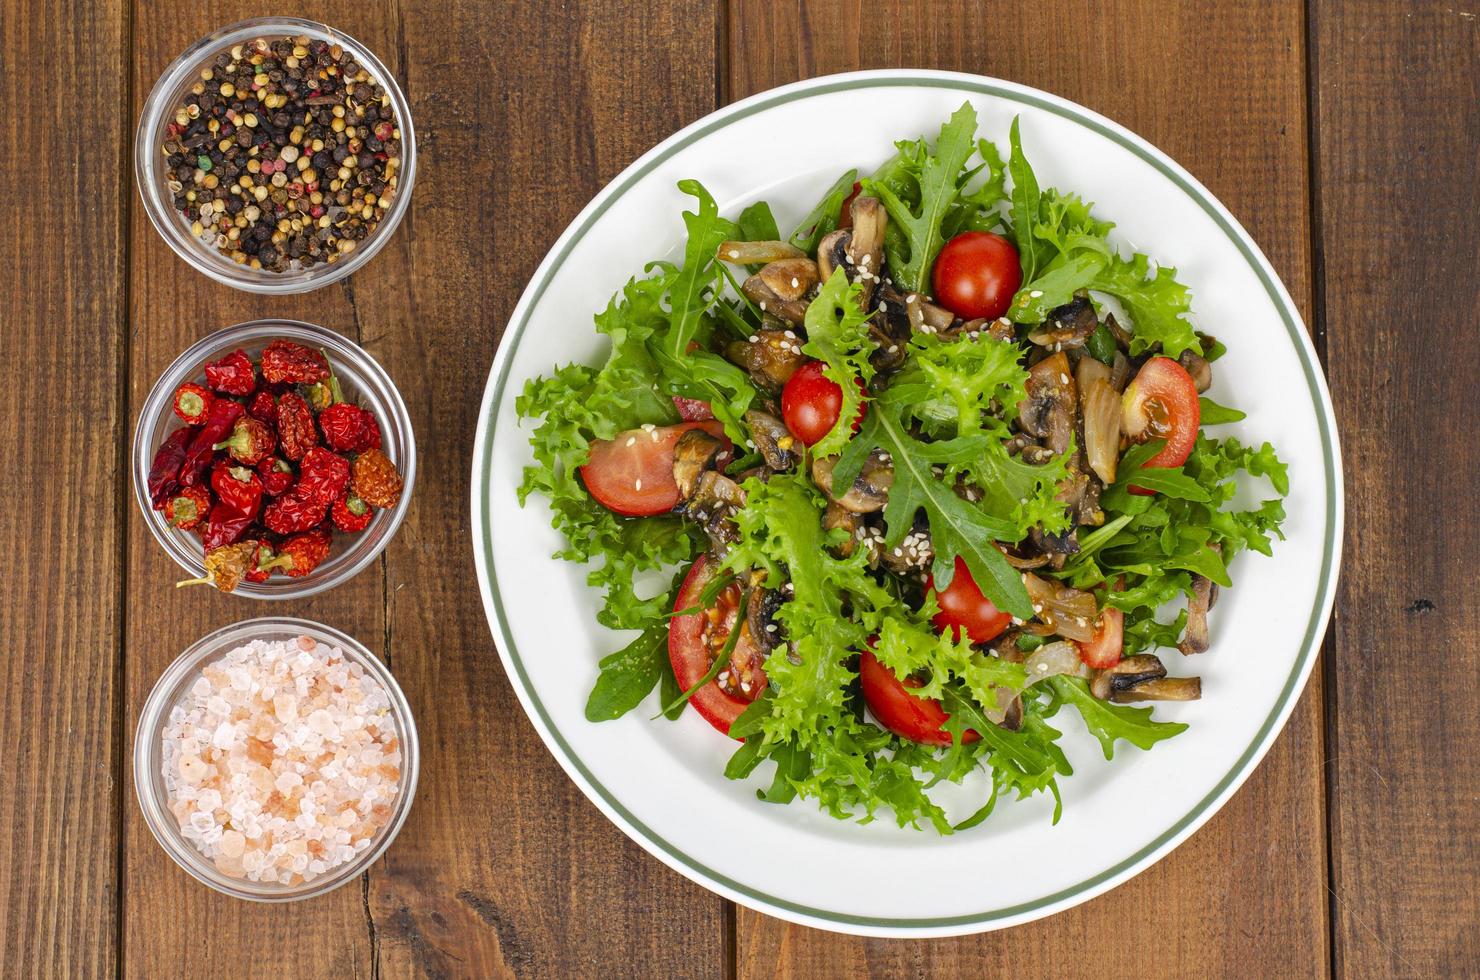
[135,18,416,293]
[132,320,415,598]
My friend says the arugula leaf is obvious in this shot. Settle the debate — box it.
[1199,396,1247,425]
[585,624,672,722]
[800,269,877,456]
[836,408,1032,618]
[863,101,980,292]
[1048,676,1187,759]
[737,200,780,242]
[665,179,740,360]
[1007,116,1044,280]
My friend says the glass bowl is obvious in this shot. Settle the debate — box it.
[135,618,419,901]
[131,319,415,599]
[135,17,417,293]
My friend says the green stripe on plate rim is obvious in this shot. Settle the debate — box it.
[475,73,1339,930]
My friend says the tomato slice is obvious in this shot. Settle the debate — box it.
[928,556,1012,644]
[669,556,767,737]
[931,231,1022,321]
[581,421,729,517]
[859,649,979,746]
[1076,606,1124,669]
[781,359,866,447]
[1122,357,1201,495]
[671,396,714,421]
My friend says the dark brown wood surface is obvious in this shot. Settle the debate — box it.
[0,0,1474,976]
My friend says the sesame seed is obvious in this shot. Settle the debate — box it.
[740,681,752,693]
[748,334,759,343]
[728,250,740,259]
[790,277,799,288]
[625,436,636,446]
[634,479,643,491]
[905,294,918,305]
[641,423,656,432]
[765,624,777,633]
[1029,290,1044,298]
[878,301,889,313]
[759,301,767,311]
[1060,373,1070,385]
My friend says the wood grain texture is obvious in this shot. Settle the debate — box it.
[0,0,127,975]
[366,1,729,977]
[728,2,1330,975]
[1313,2,1480,977]
[121,4,400,977]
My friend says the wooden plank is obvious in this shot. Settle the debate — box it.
[728,1,1328,974]
[365,1,730,976]
[0,0,127,974]
[121,4,401,977]
[1312,3,1479,977]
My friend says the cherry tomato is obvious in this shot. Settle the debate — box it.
[580,421,730,517]
[1076,606,1124,669]
[837,181,863,229]
[668,556,767,737]
[671,396,714,421]
[781,360,865,447]
[931,231,1022,320]
[859,648,979,746]
[1121,357,1201,495]
[928,556,1012,644]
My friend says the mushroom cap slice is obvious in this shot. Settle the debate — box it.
[812,451,893,513]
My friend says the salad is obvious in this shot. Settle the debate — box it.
[517,103,1288,833]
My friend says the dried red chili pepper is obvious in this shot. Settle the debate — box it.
[257,456,295,496]
[179,399,244,487]
[262,491,330,535]
[204,349,256,395]
[246,390,278,426]
[331,494,373,533]
[319,403,382,453]
[276,391,317,461]
[260,339,329,385]
[172,382,214,426]
[298,447,351,507]
[177,540,259,593]
[351,448,403,509]
[164,485,211,530]
[268,528,333,578]
[210,462,264,519]
[147,427,194,509]
[213,416,276,466]
[202,504,257,550]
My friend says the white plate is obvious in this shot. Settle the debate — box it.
[470,71,1342,937]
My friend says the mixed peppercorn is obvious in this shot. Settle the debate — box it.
[148,339,404,592]
[160,35,402,272]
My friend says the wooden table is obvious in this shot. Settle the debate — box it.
[2,0,1475,976]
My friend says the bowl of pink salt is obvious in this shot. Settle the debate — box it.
[134,618,419,900]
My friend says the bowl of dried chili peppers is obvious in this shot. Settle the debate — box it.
[133,320,415,598]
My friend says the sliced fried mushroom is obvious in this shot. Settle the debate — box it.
[716,240,805,265]
[671,428,727,501]
[740,274,809,326]
[1178,573,1215,655]
[747,587,786,655]
[756,258,820,302]
[845,196,886,305]
[811,451,894,513]
[1104,312,1134,351]
[816,229,849,282]
[1027,296,1098,348]
[1110,676,1201,703]
[725,329,806,391]
[909,293,956,334]
[1089,654,1167,700]
[823,501,864,558]
[745,409,800,471]
[676,470,746,552]
[1178,349,1213,392]
[1019,351,1078,454]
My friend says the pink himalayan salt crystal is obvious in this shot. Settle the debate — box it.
[161,636,401,885]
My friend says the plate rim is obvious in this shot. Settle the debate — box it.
[469,69,1344,937]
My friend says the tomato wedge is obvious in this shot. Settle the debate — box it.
[1076,606,1124,669]
[928,556,1012,644]
[580,421,729,517]
[669,556,767,737]
[1122,357,1200,495]
[859,649,979,746]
